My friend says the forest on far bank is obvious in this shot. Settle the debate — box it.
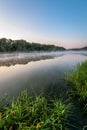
[0,38,65,52]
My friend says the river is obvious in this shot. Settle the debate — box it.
[0,51,87,98]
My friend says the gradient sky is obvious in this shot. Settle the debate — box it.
[0,0,87,48]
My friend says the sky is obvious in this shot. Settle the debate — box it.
[0,0,87,48]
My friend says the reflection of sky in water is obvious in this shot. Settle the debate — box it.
[0,53,87,98]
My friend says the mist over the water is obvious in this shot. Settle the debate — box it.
[0,51,87,59]
[0,51,87,98]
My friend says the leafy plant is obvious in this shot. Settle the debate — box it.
[0,90,72,130]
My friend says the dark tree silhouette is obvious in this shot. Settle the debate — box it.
[0,38,66,52]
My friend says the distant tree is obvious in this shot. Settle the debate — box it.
[0,38,66,52]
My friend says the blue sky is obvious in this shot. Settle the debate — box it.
[0,0,87,48]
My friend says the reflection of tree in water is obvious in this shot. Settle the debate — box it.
[2,51,87,67]
[0,52,87,67]
[0,55,55,66]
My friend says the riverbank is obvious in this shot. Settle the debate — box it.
[66,61,87,114]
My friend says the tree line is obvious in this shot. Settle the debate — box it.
[0,38,65,52]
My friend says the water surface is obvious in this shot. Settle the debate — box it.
[0,51,87,98]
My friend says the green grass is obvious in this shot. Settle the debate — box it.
[0,90,71,130]
[66,61,87,113]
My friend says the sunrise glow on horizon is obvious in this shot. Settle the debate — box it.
[0,0,87,49]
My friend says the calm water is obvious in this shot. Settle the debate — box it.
[0,51,87,98]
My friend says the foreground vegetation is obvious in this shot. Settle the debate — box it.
[66,61,87,113]
[0,38,65,52]
[0,90,72,130]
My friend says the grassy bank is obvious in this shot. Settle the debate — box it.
[0,90,71,130]
[66,61,87,113]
